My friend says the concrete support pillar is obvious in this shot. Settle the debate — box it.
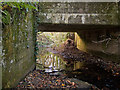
[118,36,120,55]
[75,32,86,52]
[0,7,2,89]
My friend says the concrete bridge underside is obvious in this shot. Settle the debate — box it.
[37,2,120,61]
[38,23,119,32]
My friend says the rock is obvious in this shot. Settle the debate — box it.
[69,78,98,89]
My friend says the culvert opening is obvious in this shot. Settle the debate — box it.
[36,32,75,72]
[34,31,120,89]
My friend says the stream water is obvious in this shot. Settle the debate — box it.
[36,48,120,89]
[36,48,82,73]
[36,51,66,72]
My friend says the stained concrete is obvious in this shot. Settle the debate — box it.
[2,10,36,88]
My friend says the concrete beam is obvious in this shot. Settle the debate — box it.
[38,23,119,32]
[37,2,119,25]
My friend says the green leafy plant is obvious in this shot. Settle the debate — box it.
[1,2,38,26]
[2,10,11,25]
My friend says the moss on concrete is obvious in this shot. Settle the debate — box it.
[2,9,36,88]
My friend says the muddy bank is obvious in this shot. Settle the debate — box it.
[48,39,120,75]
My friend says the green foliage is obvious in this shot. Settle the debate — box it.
[2,10,11,25]
[37,32,70,48]
[1,2,38,26]
[1,2,38,10]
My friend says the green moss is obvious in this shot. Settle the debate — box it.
[2,9,36,88]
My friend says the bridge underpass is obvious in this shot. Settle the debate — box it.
[38,23,120,60]
[35,22,120,89]
[36,2,119,61]
[1,2,120,89]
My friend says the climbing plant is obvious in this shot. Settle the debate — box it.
[1,2,38,25]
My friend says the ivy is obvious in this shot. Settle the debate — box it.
[1,2,38,26]
[2,10,11,25]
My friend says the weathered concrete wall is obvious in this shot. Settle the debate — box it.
[38,2,119,25]
[2,9,36,88]
[0,10,2,89]
[74,2,120,62]
[75,30,120,63]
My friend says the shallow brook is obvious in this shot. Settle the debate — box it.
[36,48,120,89]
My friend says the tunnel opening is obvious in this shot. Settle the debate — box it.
[36,32,75,71]
[33,28,120,89]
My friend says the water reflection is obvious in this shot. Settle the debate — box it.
[74,61,84,70]
[36,48,85,73]
[36,48,120,89]
[36,48,67,72]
